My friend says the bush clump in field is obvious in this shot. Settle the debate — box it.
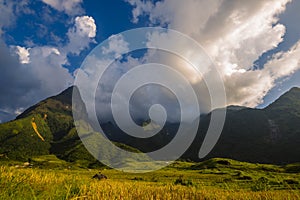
[174,176,193,186]
[234,171,253,180]
[251,177,271,191]
[285,163,300,173]
[283,179,299,185]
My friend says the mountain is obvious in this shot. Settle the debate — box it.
[86,87,300,164]
[0,86,299,165]
[100,87,300,164]
[0,86,93,163]
[101,121,179,153]
[184,87,300,164]
[0,87,143,167]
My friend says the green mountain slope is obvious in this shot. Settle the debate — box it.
[0,114,52,160]
[17,87,78,141]
[0,87,143,167]
[185,87,300,164]
[1,86,299,165]
[0,87,90,163]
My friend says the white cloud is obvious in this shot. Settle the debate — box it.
[0,2,98,122]
[14,108,24,115]
[224,40,300,107]
[0,14,97,122]
[0,40,73,122]
[42,0,83,16]
[125,0,154,23]
[0,0,15,35]
[74,16,96,38]
[26,46,73,93]
[102,34,129,58]
[13,46,31,64]
[264,40,300,79]
[66,16,97,55]
[125,0,299,108]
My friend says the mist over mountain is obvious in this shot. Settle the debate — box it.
[0,86,299,165]
[184,87,300,164]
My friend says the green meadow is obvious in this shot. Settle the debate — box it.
[1,156,299,200]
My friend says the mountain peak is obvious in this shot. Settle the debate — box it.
[50,86,76,106]
[288,86,300,93]
[267,87,300,108]
[16,86,81,120]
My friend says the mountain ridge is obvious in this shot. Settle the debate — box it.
[0,86,299,165]
[183,87,300,164]
[0,86,143,167]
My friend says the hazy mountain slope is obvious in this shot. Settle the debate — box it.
[95,87,300,164]
[1,86,299,164]
[184,87,300,164]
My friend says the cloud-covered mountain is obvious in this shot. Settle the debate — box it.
[1,0,300,125]
[98,87,300,164]
[1,86,299,165]
[184,87,300,164]
[0,1,96,123]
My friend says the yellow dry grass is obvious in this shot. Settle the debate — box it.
[0,166,299,200]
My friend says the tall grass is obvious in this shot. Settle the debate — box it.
[0,165,299,200]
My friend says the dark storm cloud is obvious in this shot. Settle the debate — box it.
[0,40,38,117]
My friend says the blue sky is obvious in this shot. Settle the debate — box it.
[257,0,300,107]
[0,0,300,122]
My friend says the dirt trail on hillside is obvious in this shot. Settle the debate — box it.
[31,118,45,141]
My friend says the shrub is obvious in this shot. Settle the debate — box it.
[251,177,270,191]
[174,176,193,186]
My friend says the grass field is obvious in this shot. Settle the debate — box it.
[0,156,299,199]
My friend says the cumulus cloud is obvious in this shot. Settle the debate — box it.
[0,11,97,122]
[264,40,300,79]
[0,39,74,119]
[42,0,84,16]
[66,16,97,55]
[125,0,300,108]
[73,16,96,38]
[78,49,186,123]
[12,46,31,64]
[224,40,300,107]
[24,46,73,94]
[102,34,129,59]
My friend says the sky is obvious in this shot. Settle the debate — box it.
[0,0,300,123]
